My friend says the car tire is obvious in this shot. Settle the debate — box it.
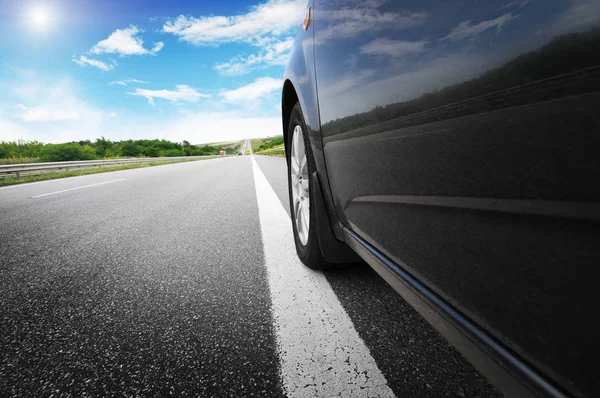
[286,102,332,270]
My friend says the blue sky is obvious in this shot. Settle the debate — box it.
[0,0,305,144]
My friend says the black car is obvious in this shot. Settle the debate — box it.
[281,1,600,397]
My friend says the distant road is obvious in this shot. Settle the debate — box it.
[238,138,252,155]
[0,156,498,397]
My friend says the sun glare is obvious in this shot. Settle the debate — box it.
[30,7,52,28]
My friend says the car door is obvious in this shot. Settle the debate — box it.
[313,1,600,397]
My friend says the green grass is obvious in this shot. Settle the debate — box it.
[0,157,217,188]
[251,136,284,153]
[250,138,268,153]
[0,157,41,165]
[256,148,285,157]
[202,140,243,155]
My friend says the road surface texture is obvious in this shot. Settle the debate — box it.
[0,155,500,397]
[239,139,252,155]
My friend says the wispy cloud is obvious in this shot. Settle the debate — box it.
[500,0,532,10]
[215,37,294,76]
[360,38,427,57]
[4,74,111,142]
[163,0,305,45]
[441,13,519,42]
[541,0,600,36]
[163,0,303,73]
[316,7,427,43]
[73,55,114,71]
[110,78,149,86]
[91,26,164,56]
[220,77,281,102]
[16,104,79,122]
[128,85,210,105]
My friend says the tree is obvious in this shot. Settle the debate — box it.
[121,141,138,157]
[145,146,160,157]
[93,137,113,157]
[41,143,98,162]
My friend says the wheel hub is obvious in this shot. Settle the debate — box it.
[290,125,310,245]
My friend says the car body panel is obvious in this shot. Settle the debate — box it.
[298,0,600,397]
[283,0,347,240]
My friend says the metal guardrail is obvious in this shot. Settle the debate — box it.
[0,156,219,179]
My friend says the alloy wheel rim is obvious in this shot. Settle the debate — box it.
[291,124,310,246]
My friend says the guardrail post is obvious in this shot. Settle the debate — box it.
[15,171,20,179]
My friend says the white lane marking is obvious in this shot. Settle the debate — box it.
[30,178,126,198]
[251,156,395,398]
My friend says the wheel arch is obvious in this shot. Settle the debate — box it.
[281,79,299,156]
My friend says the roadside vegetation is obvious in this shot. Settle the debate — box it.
[0,158,215,188]
[205,140,243,155]
[0,138,235,163]
[251,136,285,157]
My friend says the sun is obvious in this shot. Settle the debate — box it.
[30,7,52,28]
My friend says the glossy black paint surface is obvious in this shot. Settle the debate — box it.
[283,0,346,240]
[284,1,600,397]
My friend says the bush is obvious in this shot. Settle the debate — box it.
[144,146,160,157]
[41,143,98,162]
[163,148,183,157]
[257,136,284,152]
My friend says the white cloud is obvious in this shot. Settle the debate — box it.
[163,0,305,45]
[151,42,164,53]
[163,0,304,72]
[16,104,79,122]
[441,13,519,42]
[3,75,111,143]
[360,38,427,57]
[90,26,164,56]
[220,77,281,102]
[73,55,114,71]
[316,7,427,43]
[542,0,600,36]
[0,117,33,142]
[1,71,279,144]
[110,78,149,86]
[128,85,210,105]
[142,112,282,143]
[500,0,532,10]
[215,37,294,76]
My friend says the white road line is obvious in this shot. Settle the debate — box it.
[30,178,126,198]
[251,156,395,398]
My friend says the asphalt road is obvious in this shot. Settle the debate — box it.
[0,155,500,397]
[239,139,252,155]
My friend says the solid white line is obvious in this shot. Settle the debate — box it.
[251,156,395,398]
[30,178,126,198]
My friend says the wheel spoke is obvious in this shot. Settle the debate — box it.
[299,154,307,175]
[294,195,301,216]
[301,201,309,236]
[297,132,304,160]
[296,203,304,232]
[293,127,301,160]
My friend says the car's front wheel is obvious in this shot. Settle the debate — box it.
[286,102,332,270]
